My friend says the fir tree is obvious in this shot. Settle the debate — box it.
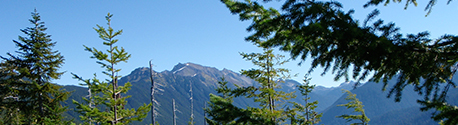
[0,61,24,124]
[205,77,264,124]
[0,9,69,124]
[72,13,151,125]
[204,78,235,124]
[337,90,370,125]
[287,75,322,125]
[238,48,295,124]
[206,49,295,124]
[418,88,458,125]
[363,0,453,15]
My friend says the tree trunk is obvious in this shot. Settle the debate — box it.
[173,99,176,125]
[149,61,155,125]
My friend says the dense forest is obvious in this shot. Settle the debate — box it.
[1,0,458,124]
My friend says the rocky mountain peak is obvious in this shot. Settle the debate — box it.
[170,63,188,72]
[171,62,218,77]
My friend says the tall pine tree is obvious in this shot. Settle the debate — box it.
[206,49,295,124]
[0,9,69,124]
[238,48,295,124]
[72,13,151,125]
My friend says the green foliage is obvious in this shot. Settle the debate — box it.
[206,49,295,124]
[287,76,322,125]
[72,13,151,125]
[206,93,270,125]
[205,77,267,125]
[363,0,455,15]
[0,9,69,124]
[188,117,195,125]
[205,78,234,124]
[337,90,370,125]
[205,78,267,125]
[418,99,458,125]
[240,49,295,124]
[215,77,234,101]
[221,0,458,122]
[0,61,23,124]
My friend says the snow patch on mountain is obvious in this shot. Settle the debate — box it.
[173,63,189,74]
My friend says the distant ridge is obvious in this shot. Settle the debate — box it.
[62,62,453,125]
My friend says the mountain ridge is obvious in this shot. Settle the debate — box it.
[64,62,348,124]
[63,62,449,125]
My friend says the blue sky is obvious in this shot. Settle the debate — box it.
[1,1,457,87]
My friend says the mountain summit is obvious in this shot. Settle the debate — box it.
[169,62,255,87]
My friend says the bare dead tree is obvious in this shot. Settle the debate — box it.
[189,81,194,125]
[149,61,155,125]
[173,99,177,125]
[204,104,207,125]
[87,87,93,125]
[148,61,165,124]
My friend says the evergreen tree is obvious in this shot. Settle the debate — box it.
[239,48,295,124]
[206,49,295,124]
[221,0,458,122]
[418,94,458,125]
[287,76,322,125]
[204,77,236,124]
[72,13,151,125]
[0,9,69,124]
[337,90,370,125]
[0,61,24,124]
[363,0,453,15]
[205,77,265,124]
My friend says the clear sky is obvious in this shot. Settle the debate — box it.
[1,1,457,87]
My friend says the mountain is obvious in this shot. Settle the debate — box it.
[63,62,350,124]
[312,81,357,112]
[320,77,458,125]
[118,63,262,125]
[64,62,267,124]
[62,62,456,124]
